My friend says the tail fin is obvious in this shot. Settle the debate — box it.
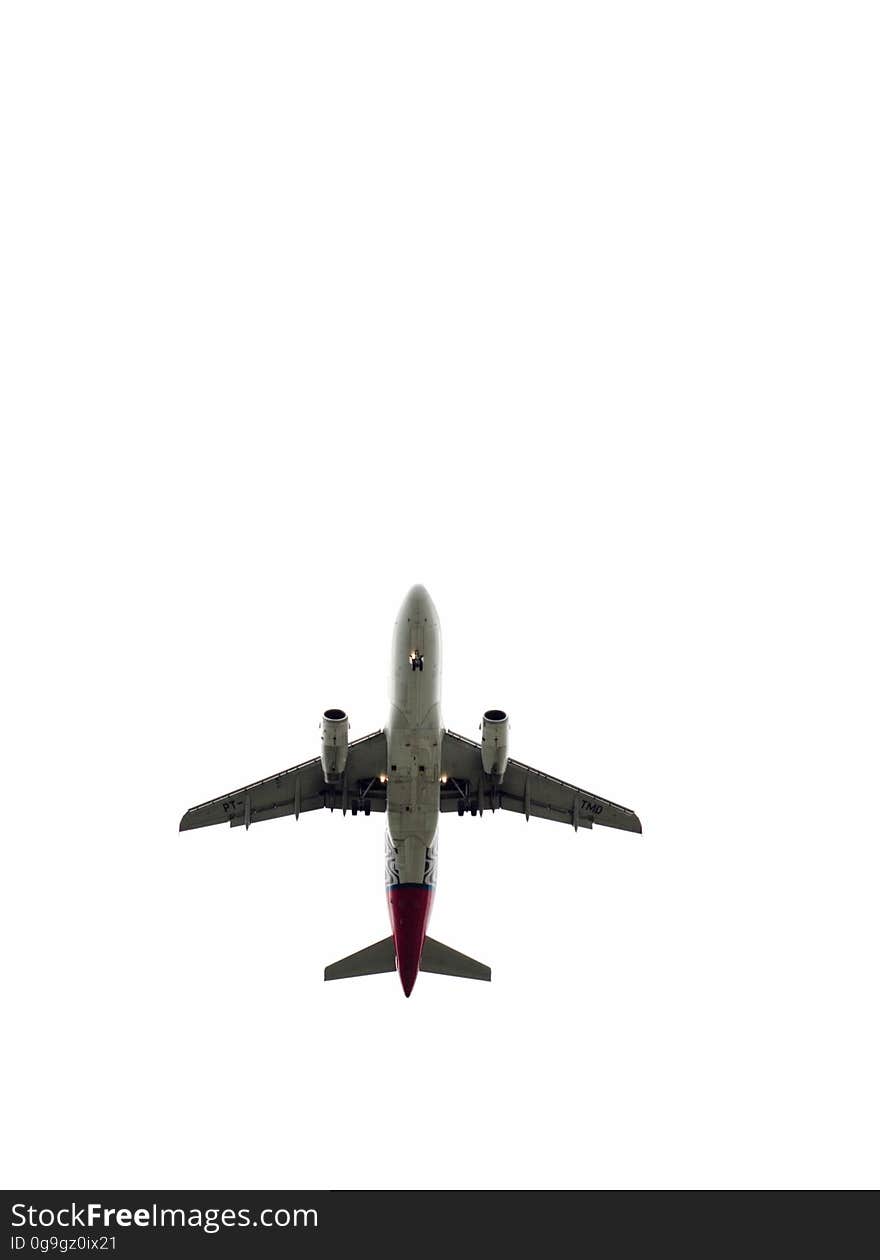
[421,937,491,982]
[324,936,396,981]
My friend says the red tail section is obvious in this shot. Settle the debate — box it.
[388,885,434,997]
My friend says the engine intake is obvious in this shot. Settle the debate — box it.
[481,709,509,780]
[321,708,349,783]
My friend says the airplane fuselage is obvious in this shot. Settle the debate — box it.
[385,585,442,994]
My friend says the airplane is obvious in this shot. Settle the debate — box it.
[179,585,642,996]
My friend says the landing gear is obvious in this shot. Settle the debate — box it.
[409,651,424,671]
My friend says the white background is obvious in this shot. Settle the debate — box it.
[2,2,877,1189]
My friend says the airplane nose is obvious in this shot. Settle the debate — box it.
[388,884,433,998]
[400,584,438,626]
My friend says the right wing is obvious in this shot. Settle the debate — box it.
[440,730,641,833]
[179,730,388,831]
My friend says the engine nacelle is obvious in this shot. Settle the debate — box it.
[321,708,349,783]
[481,709,509,780]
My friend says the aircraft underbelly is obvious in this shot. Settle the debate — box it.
[385,586,442,870]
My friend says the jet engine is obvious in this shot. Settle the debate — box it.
[481,709,509,780]
[321,708,349,783]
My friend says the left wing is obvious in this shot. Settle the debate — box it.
[440,730,641,833]
[179,730,388,831]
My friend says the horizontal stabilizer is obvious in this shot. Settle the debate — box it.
[324,936,396,982]
[421,937,491,982]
